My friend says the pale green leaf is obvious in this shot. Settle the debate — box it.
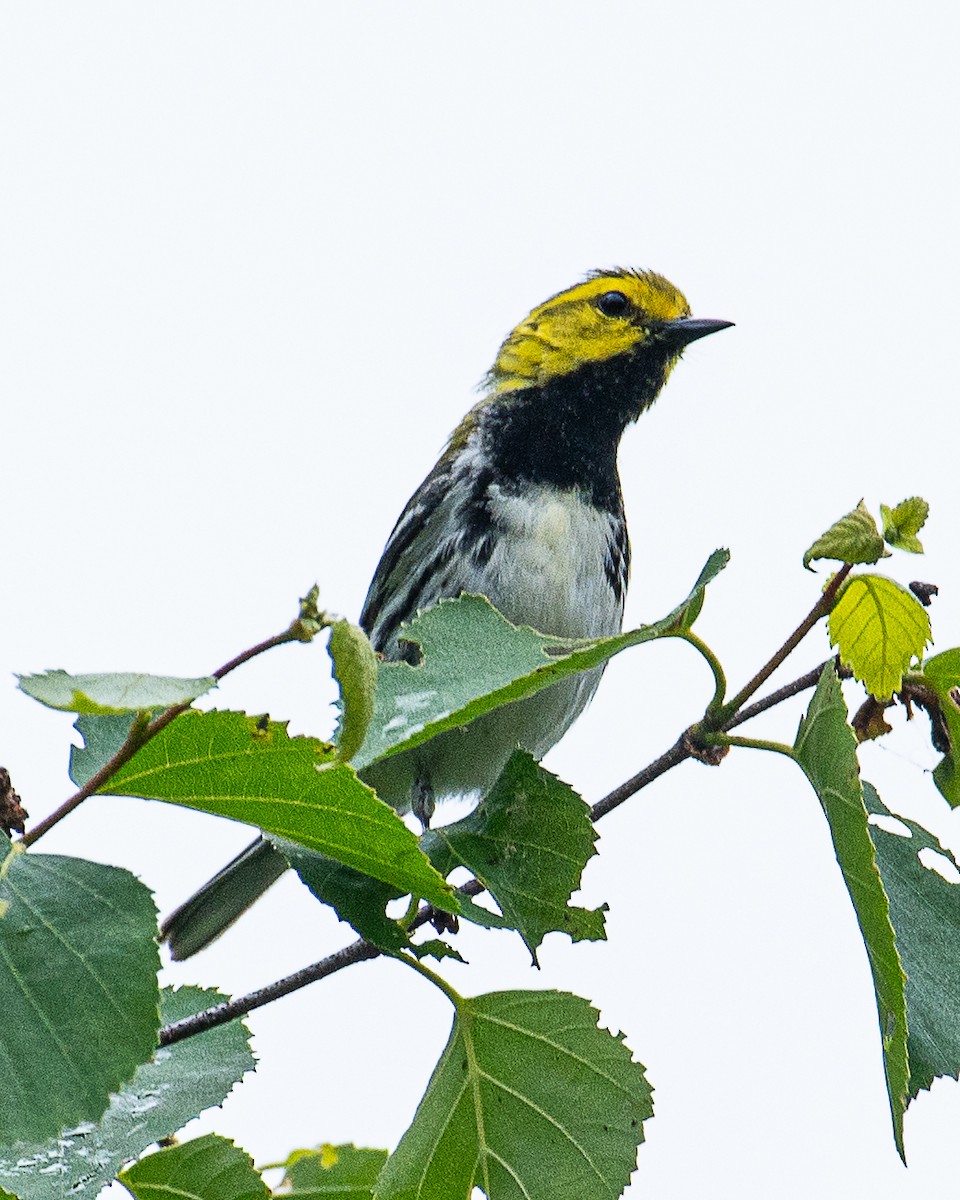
[865,785,960,1097]
[880,496,929,554]
[803,500,888,570]
[330,619,378,761]
[95,710,453,910]
[0,832,159,1144]
[374,990,652,1200]
[793,665,908,1159]
[0,987,255,1200]
[17,670,215,714]
[828,574,931,699]
[277,1144,388,1197]
[357,550,728,770]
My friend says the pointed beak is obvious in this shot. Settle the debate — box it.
[660,317,735,347]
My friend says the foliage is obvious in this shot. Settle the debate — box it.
[4,497,960,1196]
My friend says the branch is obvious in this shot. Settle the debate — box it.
[21,628,303,847]
[157,574,856,1043]
[160,941,379,1047]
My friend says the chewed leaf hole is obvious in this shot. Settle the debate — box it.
[918,846,960,884]
[869,814,913,838]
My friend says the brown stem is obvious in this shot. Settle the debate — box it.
[717,564,851,722]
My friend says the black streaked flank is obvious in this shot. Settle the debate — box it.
[605,519,630,605]
[359,466,451,636]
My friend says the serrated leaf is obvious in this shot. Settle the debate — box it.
[17,670,215,714]
[0,986,253,1199]
[880,497,929,554]
[120,1133,268,1200]
[374,990,652,1200]
[793,665,908,1159]
[0,831,159,1144]
[277,1144,388,1198]
[357,550,728,770]
[93,710,453,911]
[803,500,888,570]
[330,619,379,762]
[424,751,604,961]
[828,574,932,700]
[275,839,409,953]
[865,785,960,1097]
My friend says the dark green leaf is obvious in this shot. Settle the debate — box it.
[0,832,159,1144]
[275,839,409,953]
[427,752,604,960]
[374,990,652,1200]
[120,1133,268,1200]
[917,650,960,803]
[793,665,908,1159]
[94,710,453,911]
[803,500,888,569]
[330,619,379,762]
[865,785,960,1097]
[357,550,728,770]
[0,986,253,1199]
[828,574,931,699]
[279,1144,388,1198]
[17,670,215,714]
[880,497,929,554]
[916,649,960,805]
[69,712,138,786]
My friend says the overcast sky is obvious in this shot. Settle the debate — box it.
[3,5,960,1197]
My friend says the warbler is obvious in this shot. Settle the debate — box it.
[162,269,732,959]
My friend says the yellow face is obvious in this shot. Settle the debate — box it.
[486,269,692,396]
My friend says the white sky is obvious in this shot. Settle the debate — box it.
[3,4,960,1197]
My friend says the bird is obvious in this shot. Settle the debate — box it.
[161,269,732,959]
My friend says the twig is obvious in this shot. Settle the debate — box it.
[160,941,379,1047]
[21,629,300,847]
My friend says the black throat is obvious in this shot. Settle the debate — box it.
[479,352,670,510]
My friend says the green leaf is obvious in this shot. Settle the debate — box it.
[865,785,960,1098]
[274,839,409,953]
[278,1144,388,1197]
[880,496,929,554]
[330,619,379,762]
[357,550,729,770]
[921,647,960,692]
[120,1133,268,1200]
[0,986,255,1200]
[374,990,652,1200]
[0,831,159,1144]
[17,670,215,714]
[828,574,932,699]
[803,500,888,570]
[69,712,138,786]
[93,710,453,911]
[424,751,605,960]
[917,649,960,806]
[793,665,908,1159]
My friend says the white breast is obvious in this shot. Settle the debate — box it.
[464,482,625,639]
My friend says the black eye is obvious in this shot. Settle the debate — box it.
[596,290,630,318]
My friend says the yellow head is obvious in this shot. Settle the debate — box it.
[485,269,705,396]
